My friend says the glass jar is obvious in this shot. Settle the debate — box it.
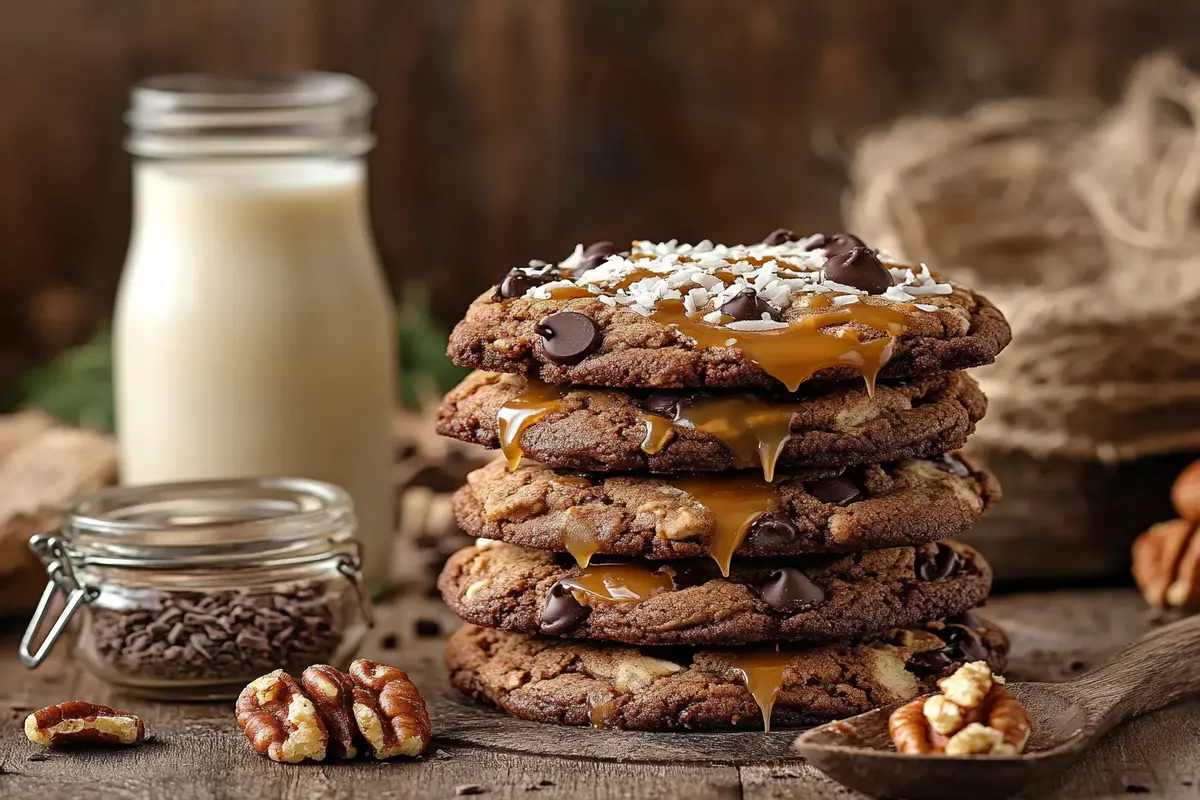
[20,478,374,700]
[115,73,397,590]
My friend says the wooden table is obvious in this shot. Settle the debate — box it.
[1,587,1196,800]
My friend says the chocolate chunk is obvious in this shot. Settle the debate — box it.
[822,247,893,295]
[415,619,442,638]
[822,233,867,256]
[930,453,970,477]
[762,228,800,246]
[718,289,781,322]
[494,267,561,301]
[916,543,966,581]
[805,475,863,507]
[640,391,695,420]
[905,623,988,677]
[536,312,602,365]
[584,241,622,258]
[746,514,799,548]
[759,568,825,613]
[540,582,591,635]
[667,560,715,588]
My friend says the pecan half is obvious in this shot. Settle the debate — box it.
[236,670,329,763]
[25,702,145,747]
[348,659,432,759]
[1132,519,1200,609]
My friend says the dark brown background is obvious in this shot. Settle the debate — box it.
[2,0,1199,399]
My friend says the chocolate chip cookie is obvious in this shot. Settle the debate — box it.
[455,455,999,564]
[437,370,987,474]
[447,237,1011,392]
[444,614,1009,731]
[437,540,991,647]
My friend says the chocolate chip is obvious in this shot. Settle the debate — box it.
[822,233,867,256]
[747,514,799,548]
[905,623,988,677]
[540,582,591,635]
[759,568,825,613]
[494,267,561,301]
[762,228,800,246]
[584,241,622,258]
[667,560,715,588]
[640,392,695,420]
[916,543,966,581]
[822,247,893,295]
[718,289,781,322]
[536,311,602,365]
[805,475,863,507]
[415,618,442,638]
[930,453,971,477]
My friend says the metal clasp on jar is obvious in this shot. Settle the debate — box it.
[20,533,100,668]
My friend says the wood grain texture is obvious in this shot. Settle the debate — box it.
[0,588,1197,799]
[5,0,1200,398]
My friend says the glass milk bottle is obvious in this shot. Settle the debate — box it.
[115,74,396,588]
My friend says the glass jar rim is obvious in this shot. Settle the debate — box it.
[62,477,358,567]
[125,71,375,159]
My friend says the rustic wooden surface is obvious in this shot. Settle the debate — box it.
[1,587,1197,799]
[5,0,1200,396]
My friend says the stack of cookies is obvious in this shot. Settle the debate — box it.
[436,232,1012,731]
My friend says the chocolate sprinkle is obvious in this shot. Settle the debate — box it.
[719,289,781,322]
[822,247,894,295]
[805,475,863,507]
[746,514,799,548]
[536,311,603,365]
[759,567,825,613]
[762,228,800,246]
[540,582,591,635]
[917,543,966,581]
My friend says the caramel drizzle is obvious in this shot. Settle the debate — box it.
[670,475,779,577]
[724,649,792,731]
[652,298,907,394]
[560,564,675,603]
[640,414,675,454]
[588,697,615,728]
[561,506,599,568]
[497,380,565,470]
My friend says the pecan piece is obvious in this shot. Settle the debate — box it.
[889,662,1032,756]
[1172,459,1200,522]
[236,670,328,763]
[348,658,431,759]
[301,664,360,760]
[25,702,145,747]
[1132,519,1200,609]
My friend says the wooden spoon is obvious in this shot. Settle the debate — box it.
[794,611,1200,799]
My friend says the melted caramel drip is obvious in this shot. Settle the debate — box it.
[640,414,675,454]
[652,299,908,394]
[561,564,675,603]
[725,649,792,731]
[561,507,599,568]
[671,475,779,577]
[547,285,598,299]
[677,396,795,482]
[497,380,564,470]
[588,698,615,728]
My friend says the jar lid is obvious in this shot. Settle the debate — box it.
[62,477,358,568]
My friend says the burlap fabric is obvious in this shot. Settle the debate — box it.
[847,53,1200,463]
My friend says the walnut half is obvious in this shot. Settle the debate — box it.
[25,702,145,747]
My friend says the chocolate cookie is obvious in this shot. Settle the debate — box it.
[437,371,986,475]
[447,238,1011,391]
[454,456,999,566]
[444,614,1009,731]
[437,540,991,646]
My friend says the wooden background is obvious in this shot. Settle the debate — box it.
[3,0,1200,400]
